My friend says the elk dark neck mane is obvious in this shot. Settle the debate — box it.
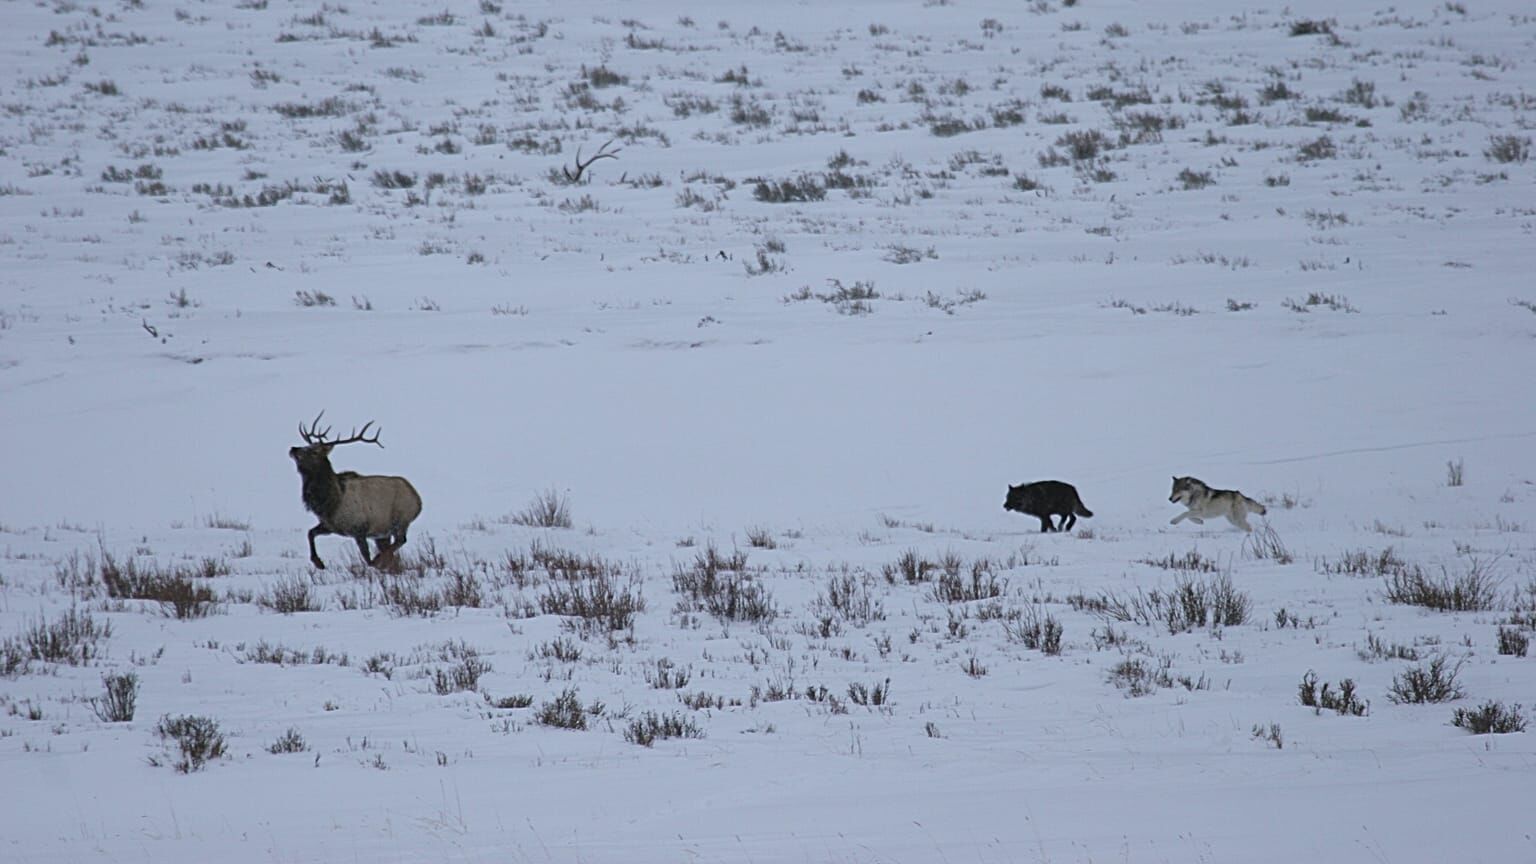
[300,462,342,518]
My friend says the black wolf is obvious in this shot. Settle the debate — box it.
[1004,481,1093,533]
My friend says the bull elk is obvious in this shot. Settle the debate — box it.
[289,413,422,569]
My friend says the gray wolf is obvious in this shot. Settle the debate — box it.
[1004,481,1093,533]
[1168,476,1266,532]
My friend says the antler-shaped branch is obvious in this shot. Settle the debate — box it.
[562,138,622,184]
[298,411,384,448]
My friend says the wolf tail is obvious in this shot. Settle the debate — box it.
[1245,496,1267,516]
[1074,497,1093,518]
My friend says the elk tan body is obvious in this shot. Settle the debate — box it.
[290,414,422,569]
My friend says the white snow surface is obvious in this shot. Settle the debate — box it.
[1,0,1535,861]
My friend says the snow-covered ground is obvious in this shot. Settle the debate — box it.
[2,0,1534,861]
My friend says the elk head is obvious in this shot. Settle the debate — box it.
[289,411,383,473]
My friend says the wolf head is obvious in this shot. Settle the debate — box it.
[1003,483,1032,512]
[1169,476,1205,505]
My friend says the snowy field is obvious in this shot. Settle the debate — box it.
[2,0,1535,861]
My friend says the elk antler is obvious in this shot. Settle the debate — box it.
[299,412,384,448]
[562,138,622,184]
[299,411,333,445]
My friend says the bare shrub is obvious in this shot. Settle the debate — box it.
[1297,136,1336,161]
[1074,573,1248,633]
[1445,458,1465,487]
[509,487,573,528]
[432,651,491,695]
[1484,135,1530,165]
[1386,656,1465,704]
[1318,546,1414,579]
[1382,557,1500,612]
[1452,701,1526,734]
[1140,549,1220,572]
[540,563,645,634]
[817,571,885,625]
[1358,632,1419,663]
[753,176,825,203]
[1004,604,1063,655]
[155,714,227,772]
[1289,19,1334,36]
[882,549,936,584]
[89,671,139,722]
[672,544,774,623]
[1496,626,1528,657]
[1243,523,1293,564]
[644,658,691,690]
[7,606,112,668]
[267,728,308,753]
[101,552,221,618]
[258,575,318,613]
[931,559,1005,603]
[624,711,704,746]
[1107,655,1174,697]
[1298,671,1368,716]
[535,688,589,729]
[847,678,891,706]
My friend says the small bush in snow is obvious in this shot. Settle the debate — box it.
[1108,655,1173,697]
[817,571,885,625]
[510,488,573,528]
[753,176,826,203]
[644,658,691,690]
[267,728,308,753]
[1297,136,1336,161]
[672,544,774,623]
[1483,135,1529,164]
[1445,458,1465,487]
[1386,656,1465,704]
[1298,671,1368,716]
[258,575,318,613]
[883,549,937,584]
[89,671,139,722]
[624,711,704,746]
[535,688,590,730]
[1496,627,1528,657]
[847,678,891,706]
[930,560,1005,603]
[1004,605,1064,655]
[1243,523,1294,564]
[1358,633,1419,663]
[1140,549,1220,573]
[1289,19,1334,37]
[293,289,336,307]
[7,606,112,668]
[540,567,645,634]
[155,714,227,773]
[1451,701,1526,734]
[1382,557,1499,612]
[1177,168,1215,190]
[1251,723,1284,749]
[432,652,491,695]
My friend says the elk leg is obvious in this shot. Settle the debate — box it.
[353,535,374,566]
[307,524,330,569]
[388,524,410,553]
